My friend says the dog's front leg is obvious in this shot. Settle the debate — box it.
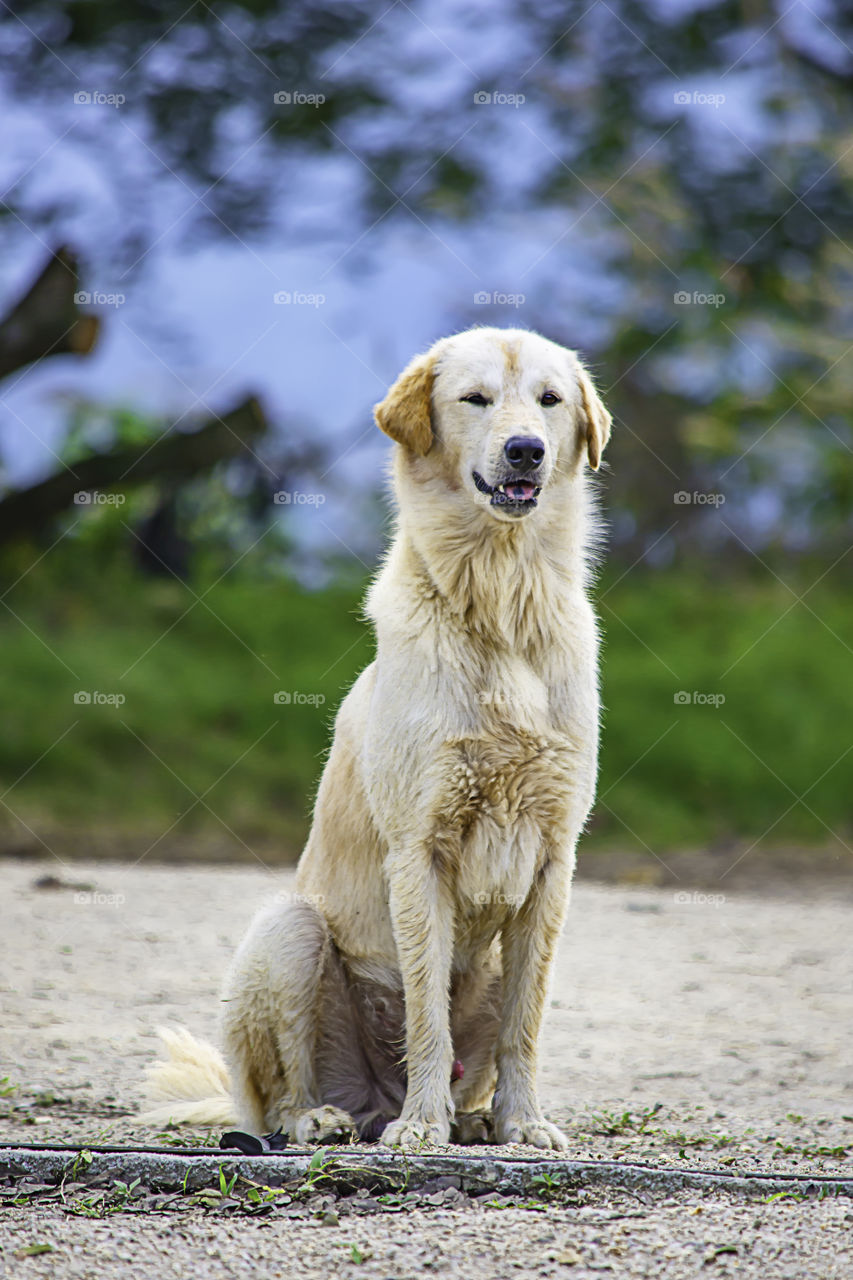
[380,849,455,1149]
[493,856,572,1150]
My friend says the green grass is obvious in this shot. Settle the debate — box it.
[0,544,850,857]
[597,567,853,851]
[0,550,373,852]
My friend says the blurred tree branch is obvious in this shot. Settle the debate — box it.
[0,396,268,545]
[0,247,99,381]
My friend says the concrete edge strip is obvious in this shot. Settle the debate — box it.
[1,1147,850,1201]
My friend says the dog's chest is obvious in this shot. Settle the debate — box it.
[441,724,579,908]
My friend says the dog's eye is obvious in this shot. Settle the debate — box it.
[460,392,491,407]
[540,391,561,406]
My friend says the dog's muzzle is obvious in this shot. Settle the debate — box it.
[472,470,541,516]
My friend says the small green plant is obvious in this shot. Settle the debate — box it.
[111,1178,142,1207]
[295,1145,373,1196]
[67,1179,144,1219]
[66,1149,93,1183]
[68,1192,107,1219]
[773,1140,848,1159]
[374,1192,418,1211]
[0,1076,18,1097]
[155,1128,220,1148]
[656,1128,707,1149]
[299,1146,334,1190]
[218,1167,239,1197]
[243,1180,292,1207]
[588,1103,662,1135]
[530,1169,565,1195]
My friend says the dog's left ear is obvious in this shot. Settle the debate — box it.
[576,364,612,471]
[373,352,436,456]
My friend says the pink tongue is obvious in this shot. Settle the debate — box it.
[507,480,535,500]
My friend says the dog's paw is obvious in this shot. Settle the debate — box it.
[451,1110,493,1145]
[492,1115,569,1150]
[292,1105,357,1145]
[380,1117,450,1150]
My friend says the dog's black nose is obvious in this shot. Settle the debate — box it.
[504,436,545,471]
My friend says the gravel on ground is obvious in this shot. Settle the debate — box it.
[1,858,850,1278]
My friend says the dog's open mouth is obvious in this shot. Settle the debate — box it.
[473,471,541,515]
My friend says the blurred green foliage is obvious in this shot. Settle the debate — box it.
[1,535,849,856]
[0,534,372,853]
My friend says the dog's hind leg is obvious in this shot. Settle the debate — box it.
[221,894,356,1143]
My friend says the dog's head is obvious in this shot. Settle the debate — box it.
[374,327,611,523]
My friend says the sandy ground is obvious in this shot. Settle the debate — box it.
[1,858,851,1277]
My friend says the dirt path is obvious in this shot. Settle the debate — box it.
[1,859,851,1277]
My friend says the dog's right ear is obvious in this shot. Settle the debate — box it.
[373,352,436,456]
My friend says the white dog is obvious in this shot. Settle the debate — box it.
[145,326,611,1150]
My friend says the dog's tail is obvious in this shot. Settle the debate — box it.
[141,1026,237,1128]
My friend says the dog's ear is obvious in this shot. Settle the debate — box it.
[374,352,436,456]
[576,364,612,471]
